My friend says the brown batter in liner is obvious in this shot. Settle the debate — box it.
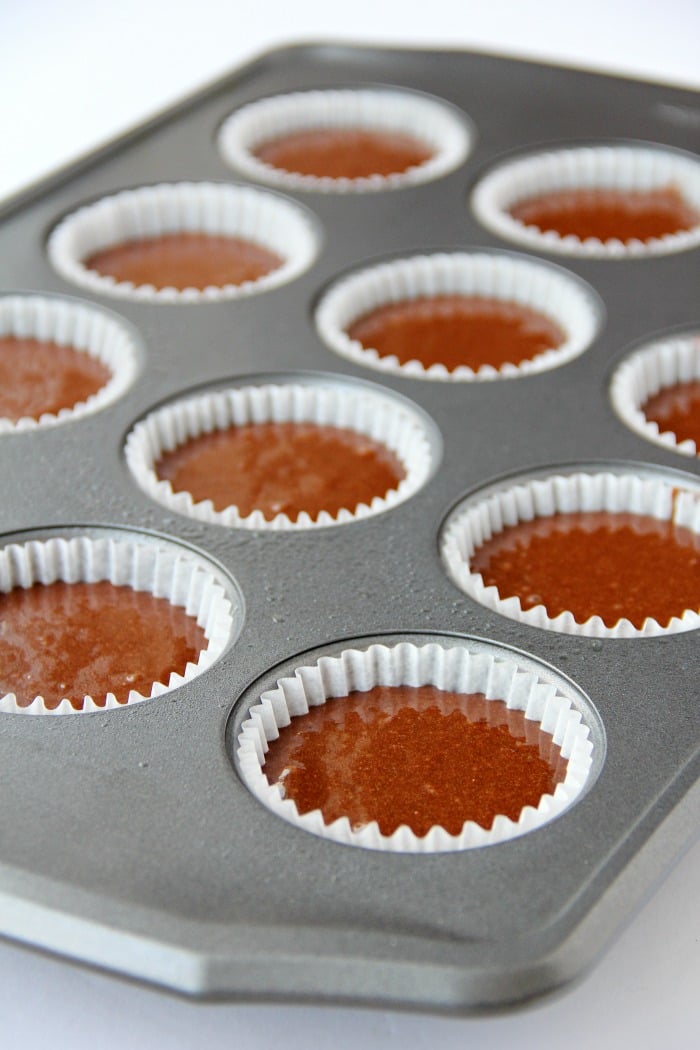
[155,421,406,521]
[85,232,283,290]
[253,127,433,179]
[470,510,700,629]
[347,295,565,371]
[0,336,111,420]
[0,580,208,710]
[509,185,699,243]
[643,380,700,448]
[263,685,567,837]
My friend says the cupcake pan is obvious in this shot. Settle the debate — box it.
[0,43,697,1012]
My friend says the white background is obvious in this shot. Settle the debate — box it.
[1,2,699,1046]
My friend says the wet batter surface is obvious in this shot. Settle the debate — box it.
[85,232,283,290]
[156,422,406,521]
[0,336,111,420]
[263,685,567,836]
[470,511,700,628]
[509,186,699,243]
[643,379,700,447]
[0,581,208,710]
[253,128,433,179]
[347,295,565,371]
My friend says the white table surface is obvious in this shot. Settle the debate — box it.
[1,2,698,1046]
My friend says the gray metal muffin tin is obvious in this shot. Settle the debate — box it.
[0,43,698,1012]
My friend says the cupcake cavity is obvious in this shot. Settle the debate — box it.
[47,182,319,302]
[0,534,238,715]
[441,468,700,637]
[125,381,435,529]
[471,145,700,257]
[0,295,139,432]
[218,89,472,193]
[610,332,700,457]
[236,639,596,852]
[315,252,599,380]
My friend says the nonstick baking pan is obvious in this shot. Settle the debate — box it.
[0,42,697,1012]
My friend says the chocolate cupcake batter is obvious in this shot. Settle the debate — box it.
[0,581,208,710]
[263,685,567,836]
[155,422,406,521]
[470,511,700,628]
[509,186,698,243]
[85,232,283,290]
[643,380,700,447]
[253,127,433,179]
[347,295,565,371]
[0,336,111,420]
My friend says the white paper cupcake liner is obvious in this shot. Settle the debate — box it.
[441,468,700,637]
[315,251,600,381]
[124,381,435,530]
[0,534,236,715]
[610,332,700,457]
[47,182,319,302]
[237,640,595,852]
[0,295,139,432]
[471,145,700,257]
[217,88,472,193]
